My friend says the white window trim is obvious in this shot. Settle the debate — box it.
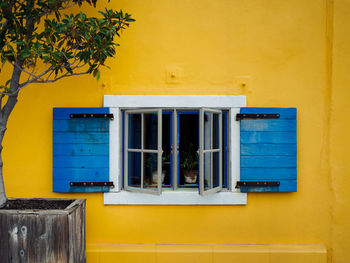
[104,95,247,205]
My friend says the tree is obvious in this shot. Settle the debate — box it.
[0,0,134,207]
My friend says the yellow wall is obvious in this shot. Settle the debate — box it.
[1,0,349,262]
[331,0,350,262]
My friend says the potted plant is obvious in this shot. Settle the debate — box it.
[180,143,199,184]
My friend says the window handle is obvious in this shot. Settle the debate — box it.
[171,145,179,154]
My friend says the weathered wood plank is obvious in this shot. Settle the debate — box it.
[53,156,109,168]
[241,143,296,156]
[53,132,109,144]
[241,119,296,132]
[53,167,109,181]
[53,143,109,156]
[241,156,297,168]
[241,167,296,180]
[53,119,109,132]
[240,131,296,143]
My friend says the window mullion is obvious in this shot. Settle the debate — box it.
[199,109,204,194]
[124,112,129,189]
[219,112,223,188]
[173,109,178,190]
[157,109,162,193]
[210,112,213,189]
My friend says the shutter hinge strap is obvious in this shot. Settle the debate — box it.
[236,181,280,188]
[236,113,280,121]
[70,182,114,188]
[70,113,114,120]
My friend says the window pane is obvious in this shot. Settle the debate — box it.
[162,113,172,186]
[203,151,220,190]
[128,151,141,187]
[213,113,220,149]
[204,112,211,150]
[144,113,158,150]
[179,113,199,187]
[222,111,227,188]
[203,152,211,190]
[128,114,141,149]
[213,151,220,188]
[144,152,159,188]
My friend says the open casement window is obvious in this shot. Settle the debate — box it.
[124,109,163,194]
[199,108,223,196]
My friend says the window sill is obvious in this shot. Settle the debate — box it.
[104,191,247,205]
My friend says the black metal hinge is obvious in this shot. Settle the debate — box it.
[70,182,114,188]
[236,181,280,188]
[236,113,280,121]
[70,113,114,120]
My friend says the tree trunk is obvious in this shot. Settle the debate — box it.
[0,66,21,208]
[0,14,33,208]
[0,144,5,207]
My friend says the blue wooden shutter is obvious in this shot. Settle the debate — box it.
[53,108,112,193]
[239,107,297,192]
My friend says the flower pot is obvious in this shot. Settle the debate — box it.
[0,198,86,263]
[183,170,198,184]
[152,170,166,184]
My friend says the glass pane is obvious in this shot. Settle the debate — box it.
[128,114,141,149]
[222,112,227,188]
[144,152,159,188]
[203,152,211,190]
[204,112,211,150]
[213,113,220,149]
[162,113,172,186]
[128,151,141,187]
[213,151,220,188]
[144,113,158,150]
[180,140,199,185]
[179,113,199,187]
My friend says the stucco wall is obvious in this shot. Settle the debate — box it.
[330,0,350,262]
[1,0,348,262]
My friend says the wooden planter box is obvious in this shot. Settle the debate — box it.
[0,198,86,263]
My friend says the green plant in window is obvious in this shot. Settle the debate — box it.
[145,154,157,170]
[180,142,199,184]
[180,142,198,170]
[162,153,170,164]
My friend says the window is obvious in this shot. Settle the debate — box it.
[123,109,226,195]
[104,95,247,205]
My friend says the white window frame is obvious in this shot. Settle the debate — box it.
[124,109,162,195]
[104,95,247,205]
[200,108,223,196]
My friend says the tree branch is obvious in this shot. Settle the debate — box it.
[40,1,79,19]
[26,70,89,85]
